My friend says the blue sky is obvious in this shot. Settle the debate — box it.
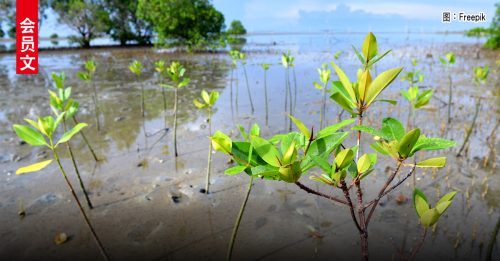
[213,0,496,32]
[37,0,497,37]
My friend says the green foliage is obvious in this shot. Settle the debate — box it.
[466,3,500,49]
[353,117,455,160]
[413,189,457,227]
[51,0,110,48]
[129,60,142,77]
[102,0,152,45]
[473,65,489,85]
[137,0,225,48]
[193,90,219,109]
[439,52,456,65]
[77,60,96,81]
[329,33,402,116]
[226,20,246,35]
[165,61,190,88]
[281,51,295,68]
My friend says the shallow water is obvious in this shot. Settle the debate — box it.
[0,33,499,260]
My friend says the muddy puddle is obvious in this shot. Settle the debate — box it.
[0,33,499,260]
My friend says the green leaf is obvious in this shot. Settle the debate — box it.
[362,32,378,62]
[249,165,279,179]
[313,82,323,90]
[364,67,403,107]
[357,154,372,174]
[316,119,355,140]
[282,141,297,165]
[351,45,364,64]
[334,148,354,170]
[331,62,356,102]
[367,49,391,67]
[435,201,452,215]
[415,157,447,168]
[209,91,219,106]
[51,72,65,89]
[307,132,349,157]
[358,70,372,101]
[420,208,440,227]
[411,136,456,153]
[381,117,405,141]
[57,123,87,146]
[38,116,55,137]
[437,191,457,205]
[415,90,433,108]
[193,99,206,109]
[352,125,385,139]
[413,188,429,218]
[16,160,53,175]
[310,155,332,173]
[77,72,90,81]
[251,136,282,167]
[13,125,48,147]
[398,128,420,158]
[201,90,210,104]
[370,142,389,155]
[210,131,232,154]
[250,124,260,137]
[374,99,397,105]
[330,91,355,114]
[179,78,190,88]
[225,165,247,175]
[289,115,310,138]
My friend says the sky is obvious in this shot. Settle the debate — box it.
[35,0,497,37]
[213,0,497,32]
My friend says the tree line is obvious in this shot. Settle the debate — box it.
[0,0,246,49]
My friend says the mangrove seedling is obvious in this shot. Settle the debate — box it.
[457,65,489,156]
[439,52,456,124]
[281,51,296,131]
[56,72,99,161]
[155,60,168,127]
[313,63,331,129]
[165,61,190,157]
[193,90,220,194]
[401,58,433,129]
[210,124,261,261]
[50,72,93,209]
[212,32,457,260]
[409,189,457,259]
[77,59,100,131]
[261,63,270,126]
[238,51,255,113]
[230,50,240,117]
[129,60,145,117]
[13,116,110,260]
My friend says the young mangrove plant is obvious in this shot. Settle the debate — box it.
[439,52,456,124]
[13,116,110,260]
[193,90,220,194]
[401,58,433,129]
[165,61,190,157]
[56,72,100,162]
[229,50,240,117]
[211,124,260,261]
[457,65,489,156]
[77,59,100,131]
[261,63,270,127]
[129,60,145,117]
[211,32,457,260]
[313,63,331,129]
[281,51,295,131]
[50,72,93,209]
[155,60,168,127]
[238,51,255,113]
